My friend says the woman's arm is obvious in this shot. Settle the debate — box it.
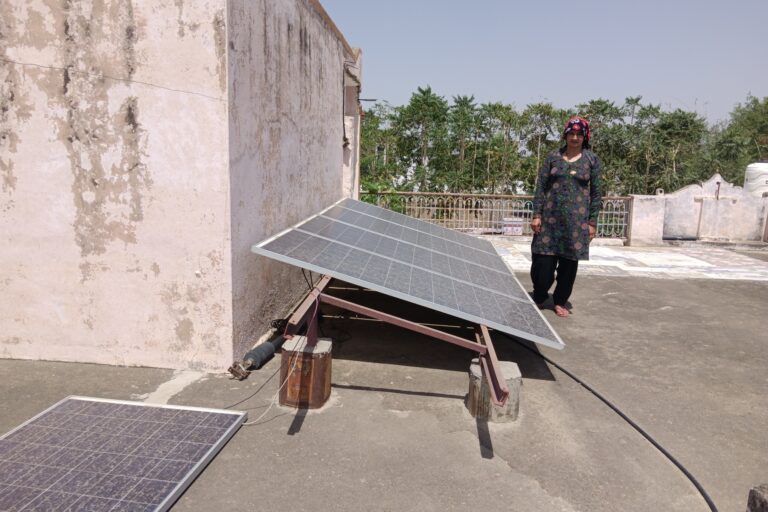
[531,154,552,220]
[530,154,552,234]
[588,154,603,227]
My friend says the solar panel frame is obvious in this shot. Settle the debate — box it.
[253,199,563,349]
[0,396,246,512]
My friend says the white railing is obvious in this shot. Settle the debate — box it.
[360,192,632,239]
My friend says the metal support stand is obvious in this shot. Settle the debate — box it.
[286,275,511,406]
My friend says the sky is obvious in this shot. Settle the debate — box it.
[321,0,768,124]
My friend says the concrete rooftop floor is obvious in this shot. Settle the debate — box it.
[1,241,767,511]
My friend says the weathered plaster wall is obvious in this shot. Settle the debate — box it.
[0,1,232,369]
[628,174,768,245]
[664,174,768,242]
[627,195,665,246]
[227,0,359,358]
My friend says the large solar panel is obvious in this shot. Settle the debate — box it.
[0,397,246,511]
[253,198,563,349]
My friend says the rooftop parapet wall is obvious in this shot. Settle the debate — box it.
[1,0,361,370]
[629,174,768,245]
[664,174,768,242]
[0,1,232,370]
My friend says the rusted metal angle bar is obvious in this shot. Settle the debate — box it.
[285,275,332,345]
[476,325,510,406]
[318,293,487,355]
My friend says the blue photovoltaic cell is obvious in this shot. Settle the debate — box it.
[253,198,562,349]
[0,397,246,512]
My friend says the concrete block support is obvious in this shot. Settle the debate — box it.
[748,484,768,512]
[466,358,522,422]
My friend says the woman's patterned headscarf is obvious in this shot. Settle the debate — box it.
[563,116,591,143]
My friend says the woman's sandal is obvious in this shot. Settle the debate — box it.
[554,305,570,317]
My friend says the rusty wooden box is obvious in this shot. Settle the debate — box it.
[279,337,332,409]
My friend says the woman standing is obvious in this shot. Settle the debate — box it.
[529,116,602,317]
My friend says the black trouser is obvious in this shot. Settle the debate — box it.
[530,254,579,307]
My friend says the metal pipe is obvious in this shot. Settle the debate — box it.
[227,333,286,380]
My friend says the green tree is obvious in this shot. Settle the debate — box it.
[446,95,477,191]
[393,86,450,191]
[359,88,768,198]
[712,95,768,184]
[359,102,403,191]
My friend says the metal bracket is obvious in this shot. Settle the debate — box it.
[317,281,509,406]
[285,275,332,347]
[318,293,487,354]
[258,274,511,406]
[476,325,510,406]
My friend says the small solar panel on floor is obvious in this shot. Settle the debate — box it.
[252,198,562,349]
[0,397,246,512]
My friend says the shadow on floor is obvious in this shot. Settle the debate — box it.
[316,285,555,382]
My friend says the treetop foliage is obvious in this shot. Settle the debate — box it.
[360,88,768,196]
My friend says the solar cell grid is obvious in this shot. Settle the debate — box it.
[255,198,562,349]
[327,203,497,260]
[339,198,497,254]
[284,215,524,295]
[0,397,245,512]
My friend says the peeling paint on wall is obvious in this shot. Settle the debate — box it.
[0,5,35,212]
[58,2,152,269]
[0,68,19,200]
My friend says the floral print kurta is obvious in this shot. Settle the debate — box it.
[531,149,602,260]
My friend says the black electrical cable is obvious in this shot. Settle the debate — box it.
[301,268,313,291]
[498,332,718,512]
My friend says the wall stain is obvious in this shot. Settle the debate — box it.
[122,1,137,80]
[161,277,225,357]
[212,10,226,94]
[174,318,194,348]
[174,0,185,37]
[207,250,222,269]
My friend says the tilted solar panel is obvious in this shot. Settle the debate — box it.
[252,198,563,349]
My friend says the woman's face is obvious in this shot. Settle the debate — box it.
[566,131,584,149]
